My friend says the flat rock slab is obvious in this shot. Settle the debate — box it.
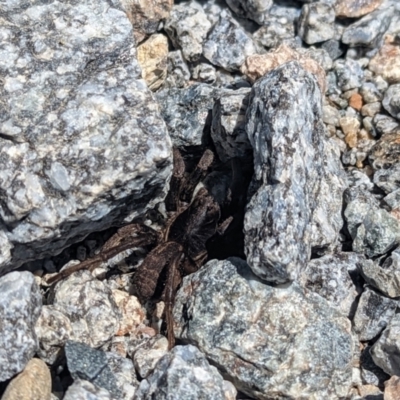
[174,258,353,400]
[0,0,172,273]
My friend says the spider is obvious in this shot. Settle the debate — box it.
[45,147,232,348]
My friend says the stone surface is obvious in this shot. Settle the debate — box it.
[225,0,273,24]
[335,0,383,18]
[191,63,217,84]
[0,0,172,273]
[164,2,211,62]
[163,50,191,89]
[297,3,336,45]
[52,271,121,348]
[384,376,400,400]
[137,34,169,91]
[156,83,217,147]
[203,11,256,72]
[334,59,364,92]
[369,40,400,84]
[361,345,389,387]
[244,62,344,283]
[1,358,51,400]
[0,271,42,382]
[374,164,400,195]
[174,258,353,399]
[63,379,112,400]
[253,17,295,50]
[341,117,361,148]
[383,85,400,121]
[134,345,236,400]
[369,131,400,169]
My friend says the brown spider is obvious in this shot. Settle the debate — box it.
[46,148,231,348]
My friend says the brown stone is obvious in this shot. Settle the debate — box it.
[384,376,400,400]
[241,44,326,93]
[335,0,382,18]
[369,38,400,84]
[1,358,51,400]
[137,34,169,91]
[349,93,363,111]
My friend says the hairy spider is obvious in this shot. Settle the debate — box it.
[46,148,231,348]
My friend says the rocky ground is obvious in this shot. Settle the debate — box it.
[0,0,400,399]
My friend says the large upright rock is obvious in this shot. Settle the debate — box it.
[244,61,346,284]
[0,0,172,273]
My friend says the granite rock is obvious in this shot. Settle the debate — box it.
[360,345,390,386]
[252,17,295,50]
[225,0,273,25]
[383,85,400,121]
[0,271,42,382]
[369,131,400,170]
[63,379,113,400]
[191,63,217,84]
[334,0,383,18]
[369,40,400,84]
[174,258,353,399]
[374,164,400,195]
[334,59,364,92]
[163,50,191,89]
[384,375,400,400]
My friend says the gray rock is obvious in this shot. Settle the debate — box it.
[253,17,296,50]
[360,247,400,298]
[191,63,217,84]
[134,345,232,400]
[342,7,393,48]
[244,62,345,283]
[369,131,400,169]
[371,314,400,376]
[334,59,364,91]
[53,271,121,348]
[203,11,256,72]
[156,83,217,147]
[298,3,336,45]
[298,253,358,317]
[353,286,398,341]
[164,2,211,62]
[174,259,353,399]
[374,164,400,194]
[321,39,345,60]
[383,84,400,121]
[211,87,252,163]
[163,50,191,89]
[0,0,172,273]
[360,82,383,104]
[225,0,273,25]
[63,379,112,400]
[360,346,390,386]
[323,104,341,127]
[384,189,400,211]
[372,115,400,136]
[0,271,42,382]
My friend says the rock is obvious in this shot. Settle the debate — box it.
[133,335,169,378]
[360,345,390,386]
[359,247,400,298]
[362,102,381,117]
[373,115,399,137]
[156,83,217,147]
[191,63,217,84]
[334,59,364,92]
[225,0,273,25]
[0,271,42,382]
[321,39,345,60]
[372,314,400,376]
[203,11,256,72]
[383,85,400,121]
[53,271,121,348]
[341,117,361,148]
[1,358,51,400]
[164,2,211,62]
[35,305,73,365]
[163,50,191,89]
[323,104,341,127]
[350,93,364,111]
[384,376,400,400]
[353,286,398,341]
[63,379,112,400]
[297,3,336,45]
[369,40,400,84]
[369,131,400,169]
[374,164,400,194]
[211,87,252,163]
[360,82,383,104]
[174,258,353,399]
[0,0,172,274]
[137,34,169,91]
[241,45,327,93]
[335,0,383,18]
[134,345,233,400]
[120,0,173,44]
[244,62,344,283]
[298,253,358,317]
[342,7,393,48]
[253,17,295,50]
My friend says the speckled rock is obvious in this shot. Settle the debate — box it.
[298,3,336,45]
[353,286,398,341]
[372,314,400,376]
[298,253,358,317]
[203,11,256,72]
[244,62,345,283]
[334,59,364,91]
[52,271,121,348]
[134,345,234,400]
[369,131,400,168]
[321,39,345,60]
[384,376,400,400]
[137,34,169,91]
[156,83,217,147]
[0,0,172,274]
[174,259,353,399]
[383,85,400,121]
[164,2,211,62]
[1,358,51,400]
[225,0,273,25]
[369,40,400,84]
[374,164,400,194]
[334,0,383,18]
[342,7,393,48]
[360,345,390,386]
[0,271,42,382]
[120,0,173,44]
[191,63,217,84]
[341,116,361,148]
[252,17,295,50]
[63,379,112,400]
[163,50,191,89]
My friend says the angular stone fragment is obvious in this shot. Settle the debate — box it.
[369,131,400,169]
[0,0,172,273]
[298,3,336,45]
[335,0,383,18]
[360,345,389,387]
[164,2,211,62]
[163,50,191,89]
[244,61,344,283]
[225,0,273,24]
[341,117,361,148]
[203,11,256,72]
[383,85,400,121]
[1,358,51,400]
[156,83,217,147]
[334,59,364,91]
[174,259,353,399]
[384,376,400,400]
[0,271,42,382]
[63,379,112,400]
[369,40,400,84]
[374,164,400,194]
[134,345,233,400]
[253,17,295,49]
